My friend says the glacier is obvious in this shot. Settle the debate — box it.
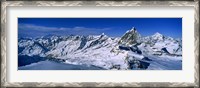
[18,27,182,70]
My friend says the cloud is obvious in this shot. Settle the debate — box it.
[18,24,112,38]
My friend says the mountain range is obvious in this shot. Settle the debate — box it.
[18,27,182,70]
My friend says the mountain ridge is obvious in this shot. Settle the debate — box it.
[18,27,182,70]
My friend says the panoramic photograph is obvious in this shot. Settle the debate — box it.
[18,18,182,70]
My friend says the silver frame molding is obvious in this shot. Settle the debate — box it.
[1,1,199,87]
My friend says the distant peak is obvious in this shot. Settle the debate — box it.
[42,34,57,38]
[151,32,165,40]
[153,32,162,36]
[99,33,108,38]
[155,32,161,34]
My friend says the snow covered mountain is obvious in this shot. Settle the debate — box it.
[18,27,182,70]
[140,32,182,56]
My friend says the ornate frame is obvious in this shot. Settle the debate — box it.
[1,0,199,87]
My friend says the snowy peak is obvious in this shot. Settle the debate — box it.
[99,33,108,38]
[140,31,182,55]
[153,32,163,37]
[151,32,164,40]
[126,27,137,33]
[141,32,164,42]
[118,27,141,46]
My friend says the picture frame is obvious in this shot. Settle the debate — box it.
[1,0,199,87]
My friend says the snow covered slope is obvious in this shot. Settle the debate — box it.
[18,27,182,70]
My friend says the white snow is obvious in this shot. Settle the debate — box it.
[18,27,182,70]
[128,52,144,59]
[18,60,105,70]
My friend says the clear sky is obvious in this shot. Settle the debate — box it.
[18,18,182,38]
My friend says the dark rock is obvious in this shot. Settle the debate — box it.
[142,57,152,61]
[119,46,130,51]
[77,37,87,50]
[110,65,121,70]
[161,48,170,54]
[128,59,150,70]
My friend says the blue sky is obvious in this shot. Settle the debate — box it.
[18,18,182,38]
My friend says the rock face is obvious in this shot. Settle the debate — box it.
[118,27,141,46]
[18,27,182,70]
